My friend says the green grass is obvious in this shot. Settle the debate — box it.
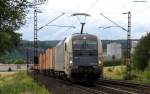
[129,70,150,84]
[0,71,51,94]
[103,66,150,84]
[103,65,126,80]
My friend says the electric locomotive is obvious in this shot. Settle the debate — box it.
[63,33,103,82]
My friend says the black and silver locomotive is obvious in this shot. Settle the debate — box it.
[36,33,103,83]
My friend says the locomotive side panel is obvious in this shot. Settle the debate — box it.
[64,36,73,76]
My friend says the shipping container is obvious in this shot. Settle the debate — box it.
[50,48,53,69]
[39,54,42,71]
[52,48,55,69]
[55,41,64,71]
[45,48,50,69]
[41,53,46,70]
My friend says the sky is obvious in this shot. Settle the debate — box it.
[16,0,150,41]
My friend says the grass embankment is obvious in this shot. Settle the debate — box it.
[103,66,150,84]
[103,65,126,80]
[0,71,51,94]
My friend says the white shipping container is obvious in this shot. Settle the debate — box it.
[54,41,64,71]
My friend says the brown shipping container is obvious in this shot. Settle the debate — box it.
[38,54,40,70]
[41,53,44,70]
[41,53,46,70]
[45,48,50,69]
[39,54,42,71]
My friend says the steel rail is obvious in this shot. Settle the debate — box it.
[97,79,150,94]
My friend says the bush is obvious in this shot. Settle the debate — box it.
[143,70,150,79]
[14,59,25,64]
[107,68,113,72]
[7,59,25,64]
[132,33,150,71]
[104,59,123,66]
[122,65,131,80]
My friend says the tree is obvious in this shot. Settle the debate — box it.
[133,33,150,70]
[0,0,28,56]
[0,31,21,56]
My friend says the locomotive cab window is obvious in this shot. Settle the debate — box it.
[72,39,97,50]
[86,40,97,50]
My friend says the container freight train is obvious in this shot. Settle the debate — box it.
[36,33,103,83]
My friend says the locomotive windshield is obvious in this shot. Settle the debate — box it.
[72,35,99,66]
[73,39,97,50]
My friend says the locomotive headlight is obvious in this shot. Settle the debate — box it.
[99,60,102,65]
[70,60,73,64]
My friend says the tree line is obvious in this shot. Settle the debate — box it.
[132,33,150,71]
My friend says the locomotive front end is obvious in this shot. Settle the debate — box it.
[69,34,103,82]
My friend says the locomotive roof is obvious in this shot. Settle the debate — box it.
[72,33,97,40]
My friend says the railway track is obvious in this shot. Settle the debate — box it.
[30,73,150,94]
[96,79,150,94]
[51,77,107,94]
[56,79,134,94]
[72,84,107,94]
[31,73,107,94]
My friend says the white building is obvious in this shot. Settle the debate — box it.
[107,42,122,59]
[131,40,139,54]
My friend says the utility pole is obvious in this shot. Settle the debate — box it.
[127,11,131,65]
[32,0,47,82]
[33,12,66,66]
[128,11,131,79]
[26,46,29,73]
[123,11,131,79]
[34,9,38,65]
[33,3,38,82]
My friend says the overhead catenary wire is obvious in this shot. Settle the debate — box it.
[38,12,65,31]
[133,0,147,2]
[46,25,75,28]
[85,0,99,12]
[99,26,121,30]
[97,0,148,28]
[133,5,150,16]
[112,5,150,26]
[100,13,127,32]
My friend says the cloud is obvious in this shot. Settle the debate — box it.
[16,0,150,40]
